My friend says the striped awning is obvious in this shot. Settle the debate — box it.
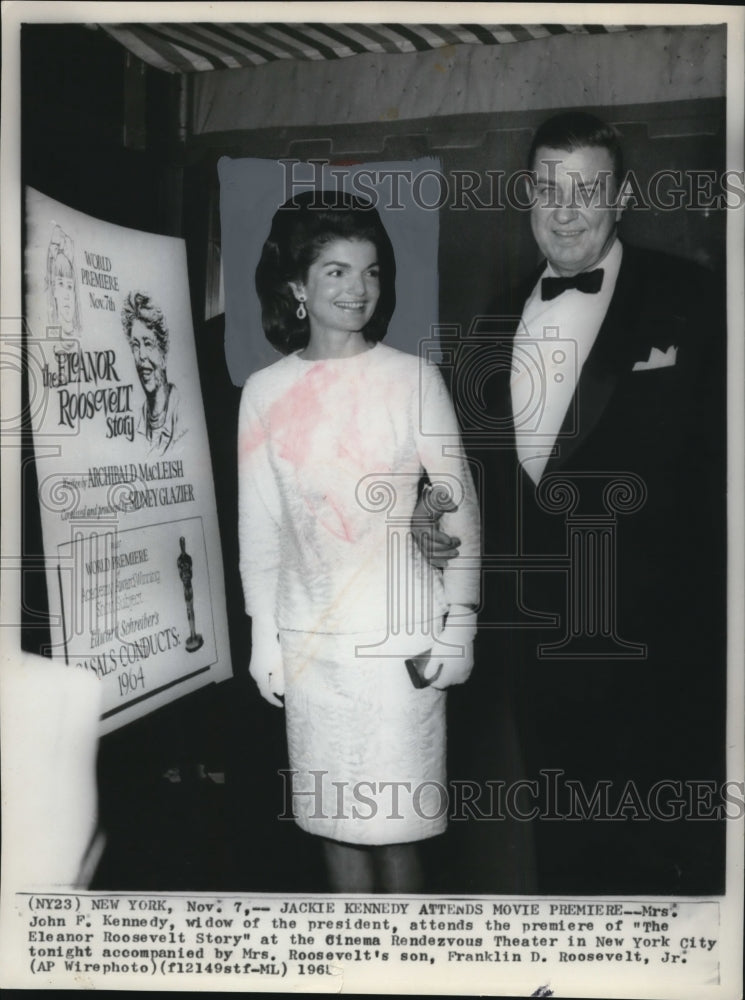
[100,22,641,73]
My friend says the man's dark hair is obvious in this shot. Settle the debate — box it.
[121,292,169,354]
[255,190,396,355]
[528,111,624,187]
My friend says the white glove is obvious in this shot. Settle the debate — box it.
[423,606,477,690]
[249,620,285,707]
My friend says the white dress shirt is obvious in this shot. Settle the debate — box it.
[511,239,623,484]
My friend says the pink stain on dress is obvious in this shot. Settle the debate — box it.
[241,363,367,542]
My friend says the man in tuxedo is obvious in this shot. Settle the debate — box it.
[429,111,726,893]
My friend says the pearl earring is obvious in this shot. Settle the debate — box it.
[296,295,307,321]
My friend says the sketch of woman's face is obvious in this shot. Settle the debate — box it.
[129,319,168,396]
[52,255,76,334]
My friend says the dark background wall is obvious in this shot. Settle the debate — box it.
[22,25,178,233]
[19,23,727,893]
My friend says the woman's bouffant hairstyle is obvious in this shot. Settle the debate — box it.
[255,190,396,355]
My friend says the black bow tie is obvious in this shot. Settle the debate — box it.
[541,269,604,301]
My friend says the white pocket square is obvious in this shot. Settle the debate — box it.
[632,345,677,372]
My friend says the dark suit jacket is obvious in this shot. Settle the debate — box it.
[483,243,724,620]
[452,242,727,891]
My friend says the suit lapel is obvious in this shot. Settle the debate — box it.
[540,246,644,477]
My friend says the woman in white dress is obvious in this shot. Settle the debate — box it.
[238,191,480,892]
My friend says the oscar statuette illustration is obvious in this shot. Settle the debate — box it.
[177,536,203,652]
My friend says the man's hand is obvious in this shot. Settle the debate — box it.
[411,484,460,569]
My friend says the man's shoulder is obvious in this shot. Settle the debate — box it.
[618,243,716,295]
[620,241,698,269]
[616,244,723,342]
[616,245,724,369]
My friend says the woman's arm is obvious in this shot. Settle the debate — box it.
[415,363,481,688]
[416,363,481,613]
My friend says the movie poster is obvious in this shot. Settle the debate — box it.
[24,188,232,731]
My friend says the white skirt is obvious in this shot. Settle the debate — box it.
[279,624,448,845]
